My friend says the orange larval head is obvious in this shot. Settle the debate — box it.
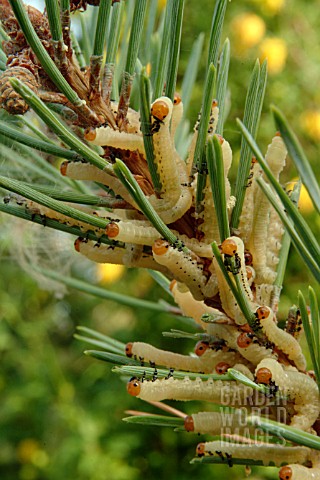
[106,222,120,238]
[84,127,97,141]
[173,92,182,105]
[278,466,292,480]
[237,332,253,348]
[151,100,169,121]
[256,306,271,321]
[74,238,82,252]
[184,415,194,432]
[152,239,170,256]
[194,341,210,357]
[196,443,206,457]
[256,367,272,385]
[126,378,141,397]
[60,161,68,176]
[215,362,230,375]
[125,342,133,357]
[220,238,237,256]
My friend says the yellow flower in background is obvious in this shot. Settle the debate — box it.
[287,181,314,214]
[231,13,266,53]
[97,263,125,284]
[158,0,166,10]
[299,184,314,213]
[263,0,286,15]
[300,110,320,141]
[146,62,152,76]
[17,439,41,464]
[259,37,287,74]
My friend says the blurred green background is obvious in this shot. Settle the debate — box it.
[1,0,319,479]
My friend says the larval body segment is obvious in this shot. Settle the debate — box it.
[198,441,314,467]
[131,376,252,403]
[127,342,242,374]
[248,135,287,284]
[256,358,320,431]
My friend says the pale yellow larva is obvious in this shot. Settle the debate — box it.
[255,306,306,371]
[152,240,208,301]
[150,96,181,203]
[105,219,160,245]
[185,410,249,435]
[74,238,169,272]
[125,341,243,374]
[256,358,320,432]
[60,161,138,208]
[170,280,229,331]
[25,200,106,237]
[86,126,145,154]
[248,135,287,285]
[127,375,252,404]
[176,235,214,258]
[148,183,193,225]
[196,441,314,467]
[238,156,261,245]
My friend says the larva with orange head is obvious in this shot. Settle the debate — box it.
[196,441,314,467]
[222,236,253,302]
[152,240,208,301]
[213,236,253,325]
[85,126,145,154]
[150,97,180,201]
[185,410,250,435]
[106,219,212,253]
[255,358,320,431]
[105,220,160,245]
[60,161,138,208]
[126,375,252,404]
[255,306,306,371]
[147,96,192,223]
[74,238,168,272]
[124,341,242,374]
[236,330,276,366]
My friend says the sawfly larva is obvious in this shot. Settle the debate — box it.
[85,126,145,155]
[60,161,138,208]
[196,441,314,467]
[25,201,106,237]
[255,306,306,371]
[127,375,252,404]
[248,134,287,284]
[125,341,242,374]
[256,358,320,431]
[105,220,160,245]
[152,240,208,300]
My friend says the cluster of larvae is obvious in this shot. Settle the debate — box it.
[19,93,320,478]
